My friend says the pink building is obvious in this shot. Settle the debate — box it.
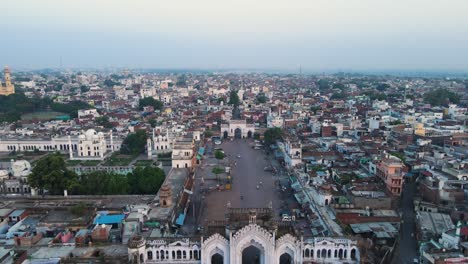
[376,157,406,196]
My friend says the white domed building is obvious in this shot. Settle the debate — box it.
[70,129,108,160]
[10,159,32,178]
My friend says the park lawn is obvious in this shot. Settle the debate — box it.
[81,160,102,166]
[103,153,137,166]
[21,111,66,121]
[134,160,154,167]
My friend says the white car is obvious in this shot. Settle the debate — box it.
[214,140,222,145]
[237,154,241,158]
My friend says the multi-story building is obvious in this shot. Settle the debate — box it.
[71,129,108,160]
[375,156,406,196]
[0,129,121,158]
[171,137,195,169]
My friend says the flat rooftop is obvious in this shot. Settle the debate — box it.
[148,168,189,221]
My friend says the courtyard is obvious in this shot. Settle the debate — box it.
[198,139,287,223]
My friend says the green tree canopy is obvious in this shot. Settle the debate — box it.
[256,93,267,103]
[228,90,240,106]
[121,130,148,155]
[139,97,163,111]
[28,153,78,195]
[50,100,93,118]
[264,127,283,147]
[75,171,129,195]
[423,88,460,106]
[128,166,165,194]
[95,116,113,128]
[214,149,225,160]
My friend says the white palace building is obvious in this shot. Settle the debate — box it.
[0,129,122,160]
[128,208,360,264]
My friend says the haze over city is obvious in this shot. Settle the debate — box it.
[0,1,468,264]
[3,0,468,71]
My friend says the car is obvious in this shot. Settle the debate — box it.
[237,154,241,158]
[256,185,260,190]
[282,214,291,221]
[214,140,222,145]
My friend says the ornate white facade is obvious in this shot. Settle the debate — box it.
[221,120,255,139]
[128,223,359,264]
[0,130,121,157]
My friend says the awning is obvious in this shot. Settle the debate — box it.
[198,147,205,155]
[175,213,186,226]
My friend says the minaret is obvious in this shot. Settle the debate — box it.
[0,66,15,96]
[68,136,73,159]
[110,130,114,152]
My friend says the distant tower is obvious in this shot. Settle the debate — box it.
[0,66,15,96]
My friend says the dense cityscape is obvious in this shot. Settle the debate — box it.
[0,67,466,263]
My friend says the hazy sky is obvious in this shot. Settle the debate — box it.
[2,0,468,71]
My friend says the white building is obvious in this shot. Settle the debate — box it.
[221,120,255,139]
[71,129,108,160]
[171,138,195,169]
[284,138,302,168]
[0,130,121,159]
[128,209,360,264]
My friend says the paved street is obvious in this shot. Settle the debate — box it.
[392,181,418,264]
[200,139,285,223]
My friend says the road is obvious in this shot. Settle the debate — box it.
[392,181,418,264]
[200,139,284,223]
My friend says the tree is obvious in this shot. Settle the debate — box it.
[264,127,283,147]
[204,130,213,138]
[27,153,78,195]
[332,83,346,90]
[120,130,147,155]
[214,149,225,160]
[423,88,460,106]
[139,97,163,111]
[149,119,157,128]
[95,116,113,128]
[330,92,347,100]
[256,94,267,103]
[128,166,165,194]
[50,100,93,118]
[80,85,90,93]
[104,79,119,87]
[228,90,240,106]
[376,83,390,91]
[317,79,330,90]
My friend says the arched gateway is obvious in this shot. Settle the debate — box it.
[221,120,255,139]
[129,208,360,264]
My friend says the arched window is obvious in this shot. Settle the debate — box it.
[321,249,326,258]
[147,251,153,260]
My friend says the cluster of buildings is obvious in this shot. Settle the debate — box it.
[0,67,466,263]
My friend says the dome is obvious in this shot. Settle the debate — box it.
[85,129,97,139]
[0,170,8,179]
[11,160,31,177]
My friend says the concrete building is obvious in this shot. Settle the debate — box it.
[128,208,360,264]
[172,137,195,169]
[375,156,406,196]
